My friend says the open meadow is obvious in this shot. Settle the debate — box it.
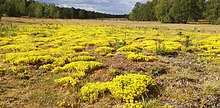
[0,17,220,108]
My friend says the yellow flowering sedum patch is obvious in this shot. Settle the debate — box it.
[123,102,143,108]
[81,82,110,103]
[55,76,78,87]
[108,74,156,103]
[55,71,86,87]
[80,74,156,104]
[1,24,219,66]
[162,41,183,53]
[52,61,103,73]
[95,47,114,56]
[4,52,55,65]
[127,53,156,62]
[68,56,95,62]
[1,23,220,107]
[71,46,85,52]
[117,46,141,53]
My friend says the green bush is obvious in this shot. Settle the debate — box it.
[216,17,220,25]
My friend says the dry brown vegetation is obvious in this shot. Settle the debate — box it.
[1,17,220,32]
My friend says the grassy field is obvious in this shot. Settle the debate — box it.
[0,17,220,108]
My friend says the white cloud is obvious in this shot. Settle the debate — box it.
[42,0,146,14]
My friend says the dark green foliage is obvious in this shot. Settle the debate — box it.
[0,0,127,19]
[190,0,206,21]
[35,3,43,18]
[44,4,59,18]
[0,0,5,21]
[130,0,218,23]
[78,10,86,19]
[129,2,142,20]
[129,1,157,21]
[155,0,173,23]
[216,17,220,24]
[204,0,220,23]
[169,0,190,23]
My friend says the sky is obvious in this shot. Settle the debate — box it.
[40,0,146,14]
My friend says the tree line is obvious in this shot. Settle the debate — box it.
[129,0,220,23]
[0,0,127,20]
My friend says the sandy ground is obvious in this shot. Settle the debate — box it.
[1,17,220,32]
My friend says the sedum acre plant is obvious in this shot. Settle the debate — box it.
[108,74,156,103]
[127,53,156,62]
[123,102,143,108]
[71,46,85,52]
[55,76,78,87]
[162,41,182,53]
[117,46,141,53]
[52,61,103,73]
[68,56,95,62]
[95,47,114,56]
[55,71,86,87]
[4,54,54,65]
[80,74,156,104]
[80,82,110,103]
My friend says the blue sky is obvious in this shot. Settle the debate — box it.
[39,0,146,14]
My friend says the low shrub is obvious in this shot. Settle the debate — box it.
[216,17,220,25]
